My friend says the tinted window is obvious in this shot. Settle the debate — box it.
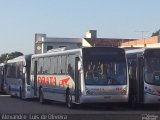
[7,64,17,78]
[61,55,67,74]
[43,57,50,74]
[38,58,43,74]
[50,57,55,74]
[83,51,127,85]
[54,57,58,74]
[68,55,75,79]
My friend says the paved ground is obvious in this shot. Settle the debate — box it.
[0,94,160,120]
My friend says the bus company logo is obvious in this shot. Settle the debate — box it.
[37,75,56,86]
[142,114,159,120]
[60,77,70,87]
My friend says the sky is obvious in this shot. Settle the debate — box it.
[0,0,160,55]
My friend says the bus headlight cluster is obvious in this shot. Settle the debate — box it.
[122,89,127,95]
[145,87,157,95]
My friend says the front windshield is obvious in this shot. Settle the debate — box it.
[145,57,160,85]
[84,55,127,85]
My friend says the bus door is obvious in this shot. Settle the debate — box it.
[75,57,81,103]
[137,56,144,103]
[34,61,38,96]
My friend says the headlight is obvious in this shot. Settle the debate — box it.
[145,87,157,95]
[122,89,127,95]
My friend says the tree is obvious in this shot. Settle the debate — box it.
[0,51,23,63]
[0,53,8,63]
[151,29,160,36]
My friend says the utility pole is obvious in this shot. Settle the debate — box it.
[136,30,148,45]
[136,30,148,39]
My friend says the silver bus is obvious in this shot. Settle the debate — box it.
[126,48,160,104]
[30,47,129,108]
[4,55,32,99]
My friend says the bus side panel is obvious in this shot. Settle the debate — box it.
[37,75,75,102]
[5,77,21,96]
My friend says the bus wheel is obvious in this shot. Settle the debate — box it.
[39,88,45,104]
[66,90,74,109]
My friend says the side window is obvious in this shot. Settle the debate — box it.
[43,57,50,74]
[16,62,23,79]
[57,56,61,74]
[7,64,16,78]
[61,55,67,74]
[19,62,23,78]
[38,58,44,74]
[12,64,17,78]
[50,57,55,74]
[54,57,58,74]
[68,55,75,79]
[6,65,10,78]
[31,58,35,74]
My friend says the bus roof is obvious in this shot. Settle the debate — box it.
[7,54,32,64]
[32,47,124,58]
[125,47,160,54]
[32,48,82,58]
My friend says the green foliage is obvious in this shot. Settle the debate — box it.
[152,29,160,36]
[0,51,23,63]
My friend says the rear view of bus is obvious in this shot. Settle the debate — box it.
[81,47,129,104]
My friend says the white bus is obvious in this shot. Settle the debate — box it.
[4,55,32,99]
[0,63,6,93]
[126,48,160,104]
[30,47,129,108]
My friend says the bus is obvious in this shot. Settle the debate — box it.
[4,55,32,99]
[0,63,6,93]
[30,47,129,108]
[126,48,160,104]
